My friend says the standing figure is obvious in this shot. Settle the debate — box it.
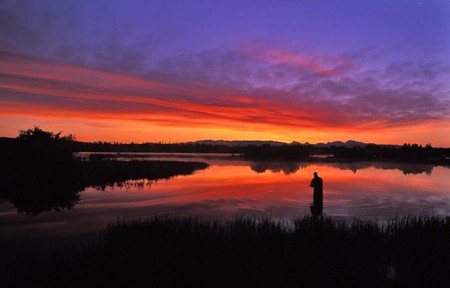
[309,172,323,217]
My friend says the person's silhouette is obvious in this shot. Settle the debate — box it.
[309,172,323,217]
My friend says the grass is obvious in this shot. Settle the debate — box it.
[13,215,450,288]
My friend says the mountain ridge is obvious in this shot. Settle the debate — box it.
[187,139,397,148]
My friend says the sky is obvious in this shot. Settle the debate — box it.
[0,0,449,146]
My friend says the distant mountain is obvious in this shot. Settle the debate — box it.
[186,139,404,148]
[188,140,288,147]
[314,140,368,148]
[188,139,374,147]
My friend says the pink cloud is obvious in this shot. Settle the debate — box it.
[241,42,353,77]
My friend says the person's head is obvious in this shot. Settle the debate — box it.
[313,172,318,177]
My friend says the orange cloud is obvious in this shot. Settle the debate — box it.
[0,52,327,130]
[0,52,448,146]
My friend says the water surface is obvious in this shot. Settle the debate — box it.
[1,153,449,244]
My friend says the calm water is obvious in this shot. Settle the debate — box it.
[1,153,449,243]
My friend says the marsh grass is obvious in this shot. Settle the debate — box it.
[16,215,447,288]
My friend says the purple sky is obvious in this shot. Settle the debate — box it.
[0,0,449,145]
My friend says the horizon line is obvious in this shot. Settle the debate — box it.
[2,135,446,148]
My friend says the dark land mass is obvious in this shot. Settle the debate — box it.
[0,128,208,215]
[10,216,450,288]
[1,127,449,164]
[1,160,207,215]
[240,142,450,165]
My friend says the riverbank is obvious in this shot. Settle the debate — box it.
[10,215,450,288]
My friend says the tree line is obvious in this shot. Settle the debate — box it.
[1,127,449,163]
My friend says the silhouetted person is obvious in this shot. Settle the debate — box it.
[309,172,323,217]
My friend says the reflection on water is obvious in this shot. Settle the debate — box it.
[76,152,438,175]
[250,161,306,175]
[0,160,207,215]
[75,152,239,163]
[87,163,448,219]
[329,161,435,175]
[1,153,449,244]
[250,161,435,176]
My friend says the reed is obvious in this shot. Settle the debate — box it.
[15,215,448,288]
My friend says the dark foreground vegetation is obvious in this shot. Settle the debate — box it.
[10,215,450,288]
[0,127,208,214]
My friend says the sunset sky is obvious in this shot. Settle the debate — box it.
[1,0,449,146]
